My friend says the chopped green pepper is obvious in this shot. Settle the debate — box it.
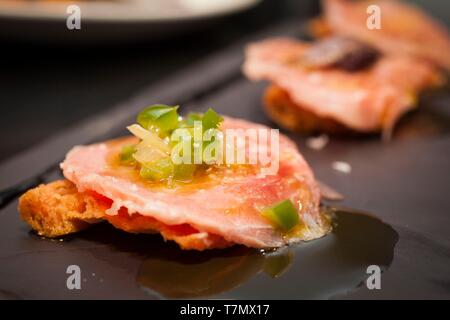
[139,158,174,181]
[124,105,228,183]
[119,145,137,165]
[202,108,223,130]
[261,199,299,231]
[173,163,196,182]
[186,112,203,126]
[137,104,179,133]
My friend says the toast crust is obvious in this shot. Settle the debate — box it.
[18,180,105,237]
[18,180,232,250]
[263,85,353,135]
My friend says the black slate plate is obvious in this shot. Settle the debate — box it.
[0,20,449,300]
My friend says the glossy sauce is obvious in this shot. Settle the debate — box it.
[137,208,398,299]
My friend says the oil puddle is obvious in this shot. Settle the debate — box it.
[137,208,398,299]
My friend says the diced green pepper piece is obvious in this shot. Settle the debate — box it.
[201,108,223,130]
[119,145,137,165]
[186,112,203,126]
[261,199,299,231]
[173,163,196,182]
[137,104,179,133]
[139,158,174,181]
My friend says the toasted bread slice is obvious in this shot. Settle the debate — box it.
[18,180,105,237]
[18,180,232,250]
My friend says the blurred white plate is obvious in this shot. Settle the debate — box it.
[0,0,262,42]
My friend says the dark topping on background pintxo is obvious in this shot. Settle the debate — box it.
[299,37,380,71]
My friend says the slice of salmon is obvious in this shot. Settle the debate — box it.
[323,0,450,70]
[243,37,440,133]
[60,117,330,249]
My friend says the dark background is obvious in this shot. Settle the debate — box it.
[0,0,449,164]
